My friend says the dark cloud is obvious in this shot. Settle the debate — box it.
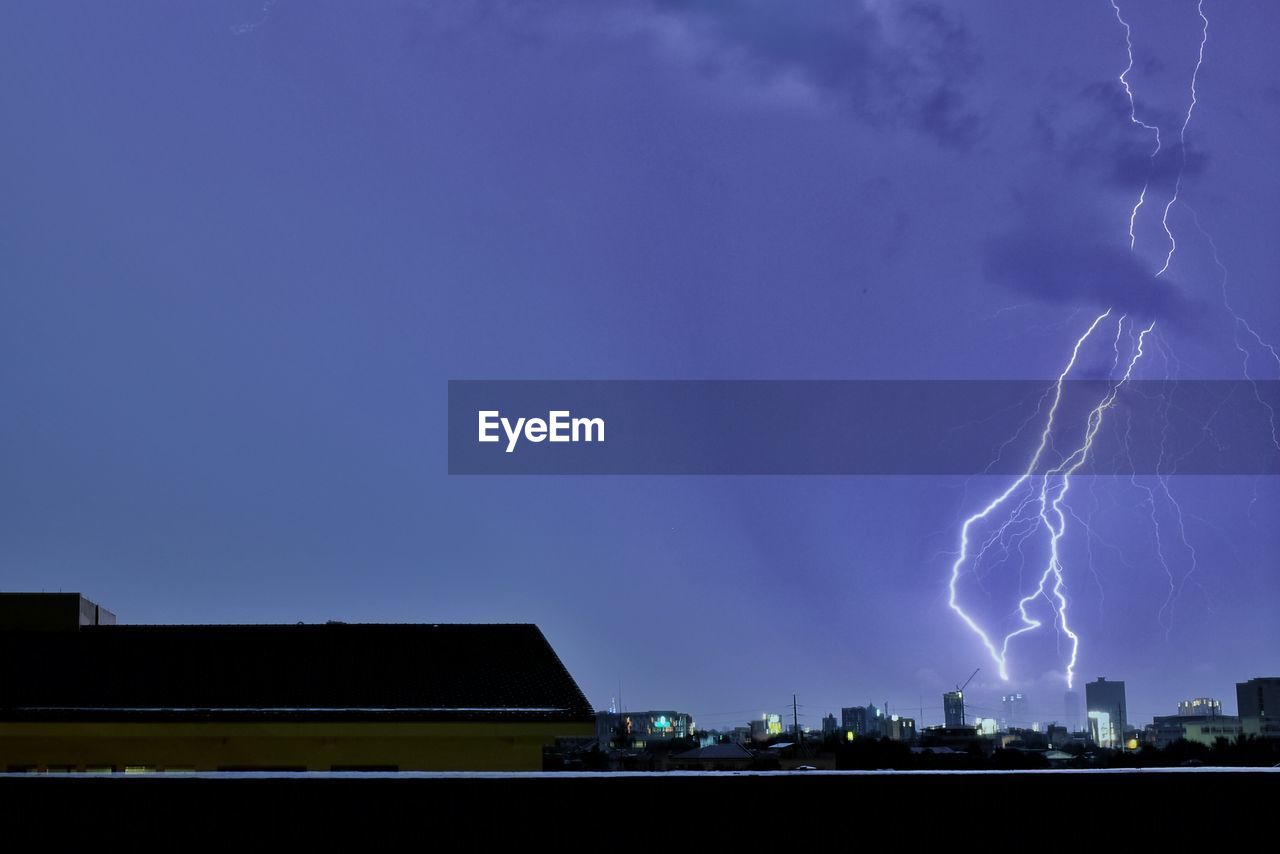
[649,0,986,149]
[983,221,1203,330]
[1031,80,1209,192]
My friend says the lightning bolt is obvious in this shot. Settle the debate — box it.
[1156,0,1208,277]
[1109,0,1162,249]
[948,1,1222,689]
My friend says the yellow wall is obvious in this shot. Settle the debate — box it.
[0,720,592,772]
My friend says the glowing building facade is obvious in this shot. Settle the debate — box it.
[595,710,693,747]
[1085,677,1128,749]
[1178,698,1222,717]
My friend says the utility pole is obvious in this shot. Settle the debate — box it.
[793,694,802,747]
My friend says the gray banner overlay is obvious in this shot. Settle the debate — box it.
[448,381,1280,475]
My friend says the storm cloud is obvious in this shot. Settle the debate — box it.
[983,222,1202,329]
[641,0,987,148]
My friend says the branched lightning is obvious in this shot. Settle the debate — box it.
[948,313,1153,687]
[1186,202,1280,452]
[948,1,1223,688]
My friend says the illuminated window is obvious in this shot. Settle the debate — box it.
[124,766,154,774]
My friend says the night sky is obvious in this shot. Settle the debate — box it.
[2,1,1277,731]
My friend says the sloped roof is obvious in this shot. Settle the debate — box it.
[0,622,592,723]
[673,742,755,762]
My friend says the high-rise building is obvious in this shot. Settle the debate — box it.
[1085,677,1127,749]
[943,690,965,728]
[841,706,864,737]
[1001,692,1030,729]
[1063,690,1082,732]
[822,713,838,737]
[840,704,884,738]
[1236,677,1280,739]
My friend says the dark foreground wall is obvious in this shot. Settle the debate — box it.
[3,770,1275,842]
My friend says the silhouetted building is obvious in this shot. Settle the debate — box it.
[943,690,966,728]
[670,742,754,770]
[1237,677,1280,739]
[1085,677,1127,749]
[886,715,916,742]
[1001,692,1030,729]
[0,593,114,629]
[921,725,987,755]
[1063,690,1082,732]
[822,713,838,737]
[0,593,593,772]
[840,704,884,739]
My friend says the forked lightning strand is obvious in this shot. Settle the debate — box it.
[1109,0,1162,249]
[948,1,1215,687]
[947,313,1150,688]
[1156,0,1208,277]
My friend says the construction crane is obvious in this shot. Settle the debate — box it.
[956,668,979,694]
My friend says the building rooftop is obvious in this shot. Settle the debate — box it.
[0,612,593,724]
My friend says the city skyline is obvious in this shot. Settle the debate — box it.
[602,674,1275,736]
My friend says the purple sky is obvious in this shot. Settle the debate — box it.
[1,0,1277,731]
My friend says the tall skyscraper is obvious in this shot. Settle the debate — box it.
[1085,677,1127,749]
[1063,690,1081,732]
[943,690,965,728]
[841,706,867,737]
[841,704,885,738]
[1001,692,1030,729]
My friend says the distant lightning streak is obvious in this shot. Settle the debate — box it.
[1156,0,1209,277]
[1109,1,1162,249]
[1187,202,1280,451]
